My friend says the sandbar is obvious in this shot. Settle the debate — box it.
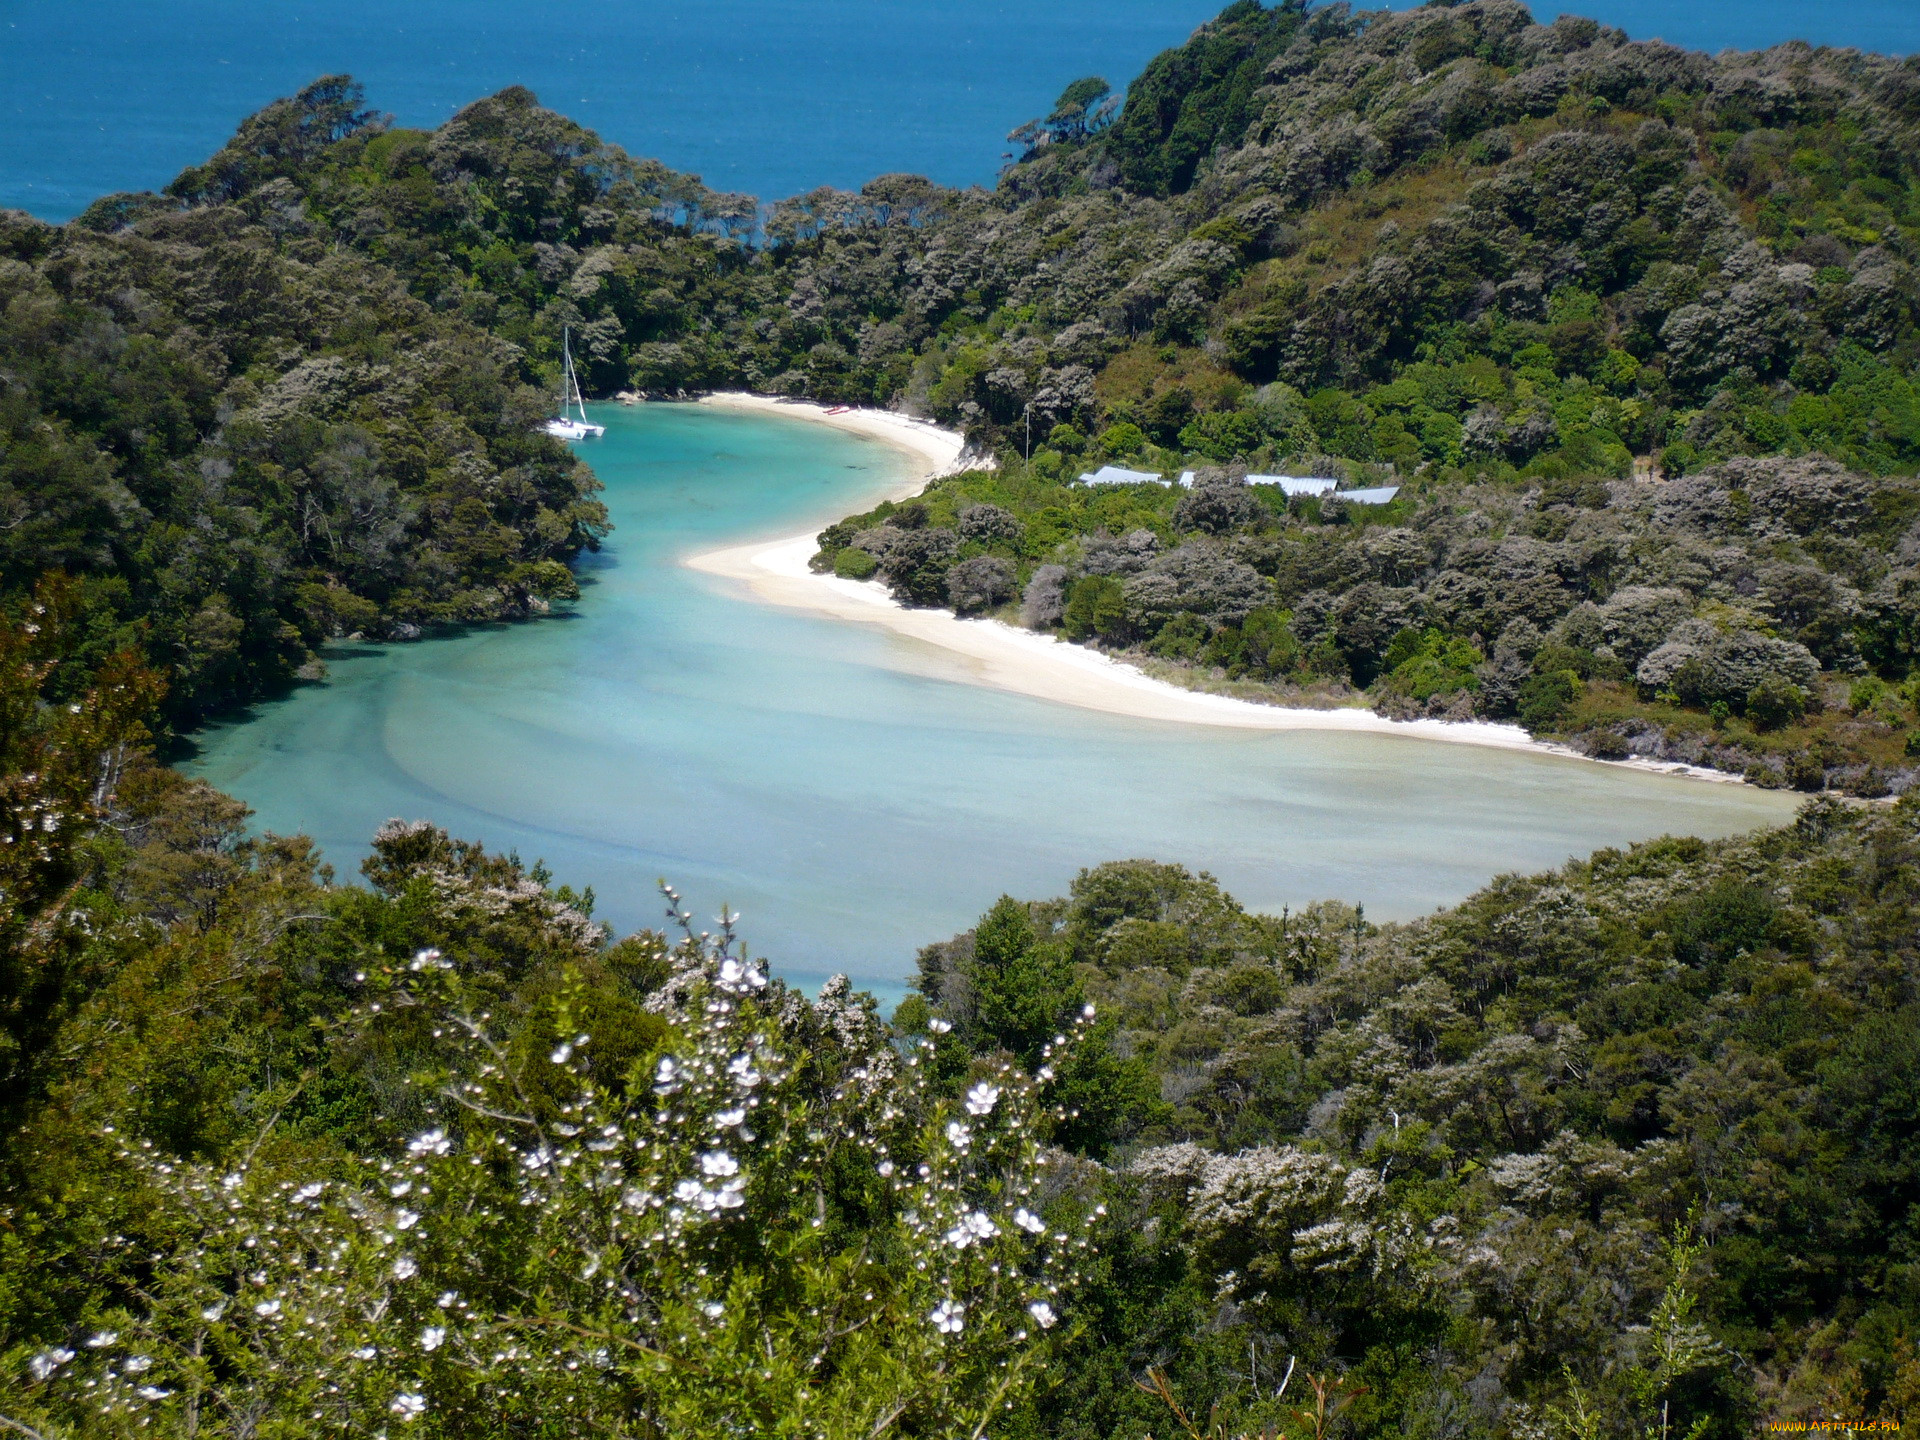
[682,396,1743,779]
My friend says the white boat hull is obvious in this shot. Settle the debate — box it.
[539,328,605,439]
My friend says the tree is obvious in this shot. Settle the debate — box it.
[0,577,164,1131]
[947,555,1016,614]
[19,930,1086,1437]
[970,896,1082,1066]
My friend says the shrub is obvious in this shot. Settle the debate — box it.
[1517,670,1580,731]
[1173,473,1263,535]
[1147,613,1211,660]
[1745,674,1809,730]
[1785,751,1828,791]
[878,526,959,605]
[24,934,1084,1436]
[957,503,1023,545]
[1022,564,1071,628]
[1382,627,1484,701]
[1064,575,1129,641]
[947,555,1017,614]
[1586,727,1632,760]
[834,547,879,580]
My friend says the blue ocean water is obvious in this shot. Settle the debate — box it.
[183,405,1798,999]
[5,0,1915,224]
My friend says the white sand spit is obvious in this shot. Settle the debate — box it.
[680,396,1743,780]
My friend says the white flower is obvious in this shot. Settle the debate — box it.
[1014,1207,1047,1235]
[395,1209,419,1230]
[420,1326,445,1352]
[389,1181,412,1197]
[713,1107,747,1127]
[253,1299,281,1317]
[727,1053,762,1087]
[437,1291,458,1309]
[929,1298,965,1334]
[390,1393,427,1421]
[221,1173,243,1190]
[407,1128,450,1156]
[945,1120,971,1150]
[293,1182,324,1201]
[654,1057,682,1094]
[673,1179,703,1204]
[393,1256,418,1280]
[702,1302,725,1319]
[29,1348,75,1381]
[549,1042,573,1064]
[86,1331,118,1348]
[877,1161,896,1177]
[353,1346,377,1360]
[409,947,448,971]
[716,957,767,994]
[1028,1300,1058,1329]
[200,1302,227,1322]
[943,1210,998,1249]
[965,1083,1001,1116]
[135,1386,172,1401]
[699,1150,739,1178]
[124,1355,153,1374]
[927,1017,952,1034]
[1082,1003,1096,1019]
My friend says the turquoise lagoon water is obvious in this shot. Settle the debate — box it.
[184,405,1801,997]
[5,0,1916,223]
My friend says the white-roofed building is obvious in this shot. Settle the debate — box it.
[1247,474,1338,496]
[1334,486,1401,505]
[1077,465,1168,486]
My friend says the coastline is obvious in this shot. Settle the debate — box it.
[680,397,1745,781]
[696,392,973,495]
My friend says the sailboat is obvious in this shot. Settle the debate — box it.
[541,328,605,439]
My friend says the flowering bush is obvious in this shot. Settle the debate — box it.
[16,899,1090,1438]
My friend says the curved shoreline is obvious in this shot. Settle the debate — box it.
[680,397,1745,782]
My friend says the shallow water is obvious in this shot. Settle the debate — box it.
[5,0,1913,223]
[184,404,1801,997]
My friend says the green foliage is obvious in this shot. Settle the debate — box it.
[1518,669,1581,731]
[9,569,1920,1436]
[1745,673,1809,730]
[1381,627,1483,702]
[969,896,1083,1067]
[1063,575,1129,642]
[1096,0,1310,197]
[833,546,879,580]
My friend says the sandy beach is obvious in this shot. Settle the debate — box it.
[683,396,1742,778]
[697,392,973,494]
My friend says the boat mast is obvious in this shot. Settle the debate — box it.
[563,328,578,421]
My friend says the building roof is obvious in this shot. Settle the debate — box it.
[1248,474,1338,495]
[1077,465,1168,486]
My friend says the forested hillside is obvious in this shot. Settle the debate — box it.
[6,3,1920,1437]
[4,594,1917,1437]
[0,97,610,725]
[16,0,1920,770]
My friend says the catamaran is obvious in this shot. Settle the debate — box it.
[541,328,605,439]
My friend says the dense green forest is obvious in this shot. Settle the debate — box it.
[15,0,1920,774]
[7,0,1920,1435]
[5,591,1918,1437]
